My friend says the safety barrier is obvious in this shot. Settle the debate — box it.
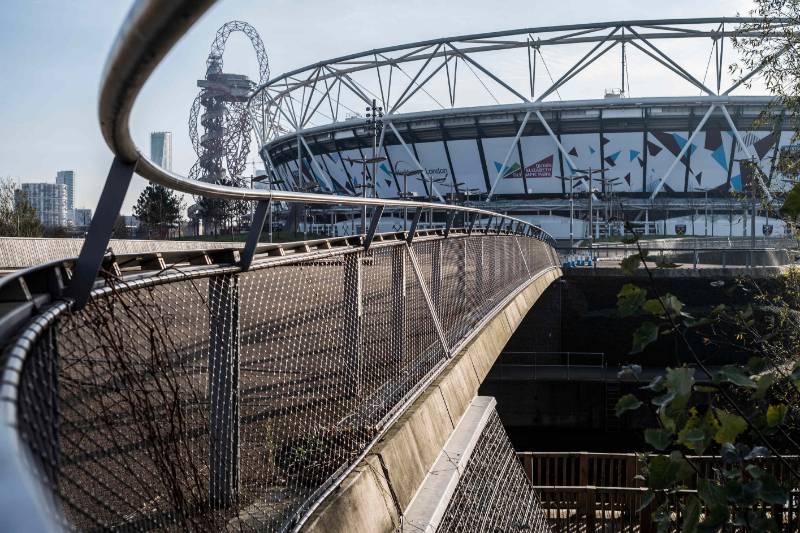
[1,232,557,530]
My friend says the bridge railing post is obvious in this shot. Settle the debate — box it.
[207,273,240,509]
[431,240,442,309]
[476,237,484,294]
[457,237,467,310]
[391,247,406,364]
[344,252,363,396]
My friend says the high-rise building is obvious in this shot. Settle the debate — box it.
[74,208,92,227]
[55,170,75,223]
[18,183,68,227]
[150,131,173,171]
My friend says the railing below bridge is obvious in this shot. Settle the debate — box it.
[1,231,558,531]
[519,452,800,532]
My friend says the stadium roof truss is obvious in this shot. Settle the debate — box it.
[248,18,797,201]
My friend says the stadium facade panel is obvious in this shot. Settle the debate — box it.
[266,96,792,201]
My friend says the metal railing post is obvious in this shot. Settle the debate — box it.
[431,240,442,309]
[208,273,240,508]
[458,237,467,309]
[344,252,363,396]
[391,247,406,363]
[68,156,136,310]
[406,244,449,354]
[476,237,484,292]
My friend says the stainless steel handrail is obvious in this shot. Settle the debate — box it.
[98,0,554,241]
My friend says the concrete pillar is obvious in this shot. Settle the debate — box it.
[343,253,363,397]
[208,274,239,508]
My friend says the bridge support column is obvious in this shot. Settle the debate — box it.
[391,247,406,363]
[207,274,240,508]
[344,253,363,396]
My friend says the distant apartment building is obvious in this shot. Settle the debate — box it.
[18,182,68,227]
[74,208,92,227]
[150,131,173,171]
[55,170,75,222]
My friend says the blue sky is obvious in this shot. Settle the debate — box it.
[0,0,755,214]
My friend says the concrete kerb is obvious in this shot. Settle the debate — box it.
[301,266,562,533]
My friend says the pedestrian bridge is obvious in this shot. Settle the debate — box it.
[1,230,561,531]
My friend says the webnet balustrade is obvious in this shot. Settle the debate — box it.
[1,229,558,531]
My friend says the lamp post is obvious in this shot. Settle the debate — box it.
[735,156,762,250]
[343,99,385,234]
[691,186,709,237]
[297,183,319,240]
[415,173,446,228]
[573,168,604,248]
[554,174,578,250]
[395,161,423,231]
[342,150,387,234]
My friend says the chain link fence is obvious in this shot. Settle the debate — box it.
[2,234,557,531]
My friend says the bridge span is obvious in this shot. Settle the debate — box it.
[1,229,561,531]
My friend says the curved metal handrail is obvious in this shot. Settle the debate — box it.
[98,0,554,242]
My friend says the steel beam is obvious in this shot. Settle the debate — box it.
[68,156,136,310]
[649,104,716,199]
[719,105,773,201]
[240,199,271,271]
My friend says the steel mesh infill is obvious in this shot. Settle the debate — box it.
[438,410,552,533]
[5,234,558,531]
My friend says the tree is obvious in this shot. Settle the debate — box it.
[133,183,184,239]
[613,228,800,531]
[733,3,800,125]
[0,177,43,237]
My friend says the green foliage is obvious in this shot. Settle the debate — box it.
[617,284,647,317]
[630,321,659,354]
[713,366,757,389]
[713,410,748,445]
[614,278,797,530]
[134,183,184,239]
[620,251,648,274]
[0,177,43,237]
[615,393,642,416]
[766,404,787,427]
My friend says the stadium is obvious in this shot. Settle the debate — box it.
[252,18,799,240]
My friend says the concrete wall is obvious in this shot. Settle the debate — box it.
[301,266,562,533]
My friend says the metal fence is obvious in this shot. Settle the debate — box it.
[1,233,557,531]
[569,246,793,269]
[438,409,552,532]
[488,351,606,381]
[519,452,800,532]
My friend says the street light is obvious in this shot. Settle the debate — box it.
[690,185,709,237]
[343,98,386,234]
[572,168,604,247]
[394,161,423,231]
[415,173,446,228]
[297,183,319,240]
[553,174,580,250]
